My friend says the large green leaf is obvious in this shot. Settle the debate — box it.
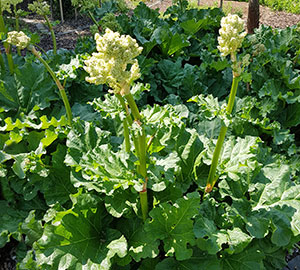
[180,18,206,35]
[194,216,252,255]
[65,122,138,194]
[152,26,190,56]
[0,201,27,247]
[220,245,265,270]
[155,249,220,270]
[118,218,160,262]
[34,194,127,269]
[65,120,139,194]
[145,192,200,260]
[42,144,77,205]
[201,136,261,183]
[0,62,58,115]
[247,163,300,246]
[104,189,138,218]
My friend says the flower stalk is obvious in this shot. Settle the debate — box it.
[44,15,57,55]
[205,75,240,193]
[205,14,247,194]
[13,4,21,56]
[28,0,57,55]
[29,45,72,125]
[0,13,14,73]
[125,92,148,220]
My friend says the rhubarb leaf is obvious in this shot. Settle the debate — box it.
[145,192,200,260]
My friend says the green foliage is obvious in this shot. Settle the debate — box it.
[231,0,300,14]
[261,0,300,14]
[0,1,300,269]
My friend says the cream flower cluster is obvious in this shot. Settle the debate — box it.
[28,0,50,16]
[217,14,246,58]
[6,31,30,49]
[84,28,143,96]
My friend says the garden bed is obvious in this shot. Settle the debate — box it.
[0,1,300,270]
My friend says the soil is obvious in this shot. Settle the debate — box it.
[1,1,300,269]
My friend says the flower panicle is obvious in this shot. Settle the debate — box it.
[84,28,143,96]
[6,31,30,49]
[217,14,247,58]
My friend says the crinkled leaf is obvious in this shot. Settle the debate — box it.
[91,94,124,120]
[247,163,300,246]
[220,245,265,270]
[21,210,43,246]
[56,55,83,80]
[0,115,68,132]
[0,62,58,115]
[0,201,27,247]
[104,189,138,218]
[34,195,127,269]
[145,192,200,260]
[202,136,261,182]
[194,216,252,255]
[65,120,138,194]
[118,218,160,262]
[155,249,220,270]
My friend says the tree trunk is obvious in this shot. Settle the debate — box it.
[219,0,223,9]
[247,0,260,34]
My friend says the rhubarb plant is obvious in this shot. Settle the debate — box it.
[83,29,149,220]
[0,0,16,73]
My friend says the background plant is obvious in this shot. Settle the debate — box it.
[28,0,57,55]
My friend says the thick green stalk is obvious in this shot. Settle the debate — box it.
[116,93,133,152]
[0,14,14,74]
[0,4,4,70]
[205,75,240,194]
[81,0,99,27]
[124,92,148,221]
[124,93,141,121]
[123,119,130,152]
[13,5,21,56]
[139,188,148,221]
[88,10,99,27]
[0,52,4,71]
[5,45,14,74]
[30,46,72,126]
[124,92,146,177]
[44,15,57,55]
[226,75,239,114]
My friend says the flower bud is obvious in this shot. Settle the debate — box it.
[6,31,30,49]
[9,0,23,6]
[28,0,50,16]
[0,0,12,13]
